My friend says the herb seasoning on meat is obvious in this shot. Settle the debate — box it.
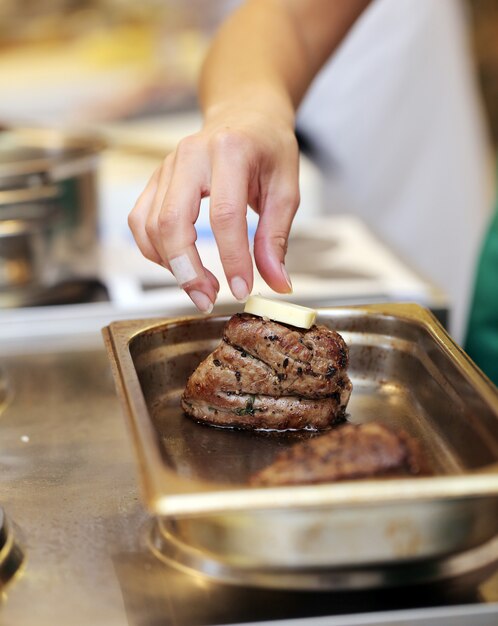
[181,313,352,430]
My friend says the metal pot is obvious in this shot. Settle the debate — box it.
[0,127,104,295]
[0,200,61,290]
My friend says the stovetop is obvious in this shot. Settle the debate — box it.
[0,335,497,626]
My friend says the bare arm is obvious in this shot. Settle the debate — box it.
[201,0,370,113]
[129,0,371,312]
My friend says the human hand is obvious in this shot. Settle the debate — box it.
[128,105,300,312]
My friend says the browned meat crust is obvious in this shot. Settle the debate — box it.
[223,314,349,396]
[181,313,352,431]
[250,423,427,485]
[185,342,353,400]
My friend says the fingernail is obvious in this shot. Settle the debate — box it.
[281,263,293,292]
[189,290,214,314]
[230,276,249,302]
[170,254,198,286]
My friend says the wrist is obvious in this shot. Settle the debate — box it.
[202,85,296,129]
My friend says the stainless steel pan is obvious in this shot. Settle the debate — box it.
[103,303,498,588]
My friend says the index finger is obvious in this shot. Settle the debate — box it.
[149,139,218,311]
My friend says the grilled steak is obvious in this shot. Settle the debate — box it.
[223,314,349,396]
[250,423,427,485]
[181,313,352,430]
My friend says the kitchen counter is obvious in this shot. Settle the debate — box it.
[0,334,497,626]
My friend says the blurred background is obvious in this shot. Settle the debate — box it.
[0,0,495,136]
[0,0,234,123]
[466,0,498,146]
[0,0,497,350]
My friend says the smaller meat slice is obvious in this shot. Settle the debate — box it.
[250,422,427,486]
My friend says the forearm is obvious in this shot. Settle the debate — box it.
[129,0,371,312]
[200,0,371,123]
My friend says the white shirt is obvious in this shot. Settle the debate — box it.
[297,0,494,342]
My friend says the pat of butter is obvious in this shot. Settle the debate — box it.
[244,295,316,329]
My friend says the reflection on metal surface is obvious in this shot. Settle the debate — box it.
[112,545,494,626]
[0,509,24,590]
[0,348,148,625]
[148,517,498,592]
[103,304,498,587]
[0,366,12,417]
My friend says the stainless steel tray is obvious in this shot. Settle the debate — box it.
[103,303,498,584]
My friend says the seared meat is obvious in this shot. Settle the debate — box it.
[182,390,345,431]
[187,342,353,400]
[181,313,352,430]
[223,314,349,397]
[250,423,427,485]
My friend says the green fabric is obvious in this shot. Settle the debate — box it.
[465,200,498,386]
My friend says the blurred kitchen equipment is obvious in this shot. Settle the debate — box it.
[0,187,61,290]
[0,126,104,300]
